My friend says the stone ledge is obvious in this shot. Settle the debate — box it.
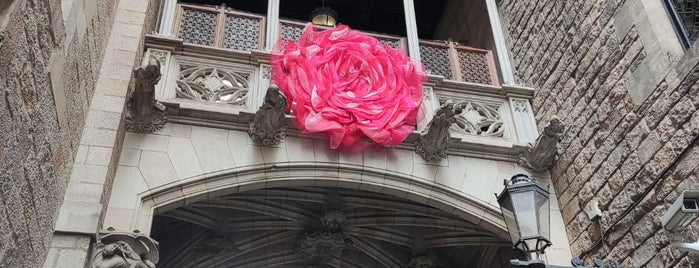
[162,101,529,163]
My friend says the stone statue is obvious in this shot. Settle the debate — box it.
[519,116,566,171]
[126,58,167,133]
[248,86,288,145]
[91,231,159,268]
[415,100,464,162]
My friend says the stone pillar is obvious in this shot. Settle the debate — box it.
[485,0,515,85]
[158,0,177,36]
[265,0,280,50]
[402,0,421,61]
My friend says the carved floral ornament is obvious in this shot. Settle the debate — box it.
[176,66,249,105]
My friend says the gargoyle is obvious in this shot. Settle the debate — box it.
[126,58,167,133]
[519,116,566,171]
[248,86,288,145]
[415,100,464,162]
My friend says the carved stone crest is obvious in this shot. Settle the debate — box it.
[248,87,288,145]
[415,100,464,162]
[126,58,167,133]
[90,230,159,268]
[519,116,566,171]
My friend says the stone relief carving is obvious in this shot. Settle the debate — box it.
[451,101,504,137]
[297,230,351,264]
[512,98,529,112]
[415,100,463,162]
[90,230,159,268]
[176,66,249,105]
[126,58,168,133]
[519,116,566,171]
[408,254,439,268]
[248,87,288,145]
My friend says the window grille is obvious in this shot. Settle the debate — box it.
[664,0,699,48]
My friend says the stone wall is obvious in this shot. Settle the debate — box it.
[0,0,117,266]
[498,0,699,267]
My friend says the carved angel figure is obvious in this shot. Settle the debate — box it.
[248,87,288,145]
[415,100,464,162]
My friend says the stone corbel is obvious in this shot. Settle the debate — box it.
[248,86,287,145]
[519,116,566,171]
[415,100,462,162]
[126,52,168,133]
[90,230,160,268]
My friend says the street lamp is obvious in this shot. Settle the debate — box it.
[497,174,551,266]
[497,174,614,268]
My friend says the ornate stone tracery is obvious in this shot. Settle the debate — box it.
[176,66,249,105]
[90,230,160,268]
[451,101,504,137]
[519,116,566,171]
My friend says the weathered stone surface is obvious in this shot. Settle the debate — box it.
[500,0,699,265]
[0,0,118,266]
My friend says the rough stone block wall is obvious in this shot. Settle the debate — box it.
[0,0,117,266]
[499,0,699,267]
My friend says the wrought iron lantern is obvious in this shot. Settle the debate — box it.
[310,1,338,27]
[497,174,551,255]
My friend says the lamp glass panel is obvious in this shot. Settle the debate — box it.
[499,195,520,244]
[511,191,538,239]
[536,190,550,242]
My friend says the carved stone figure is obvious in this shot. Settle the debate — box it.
[415,100,464,162]
[91,231,159,268]
[519,116,566,171]
[248,86,288,145]
[126,58,167,133]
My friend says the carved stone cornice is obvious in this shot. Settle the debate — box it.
[519,116,566,171]
[90,230,160,268]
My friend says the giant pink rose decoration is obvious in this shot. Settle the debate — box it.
[271,25,426,149]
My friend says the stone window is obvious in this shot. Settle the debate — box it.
[664,0,699,48]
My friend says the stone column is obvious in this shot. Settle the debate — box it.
[158,0,177,36]
[265,0,280,50]
[485,0,515,85]
[403,0,421,61]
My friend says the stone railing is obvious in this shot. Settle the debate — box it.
[278,19,406,50]
[171,3,499,86]
[174,3,266,51]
